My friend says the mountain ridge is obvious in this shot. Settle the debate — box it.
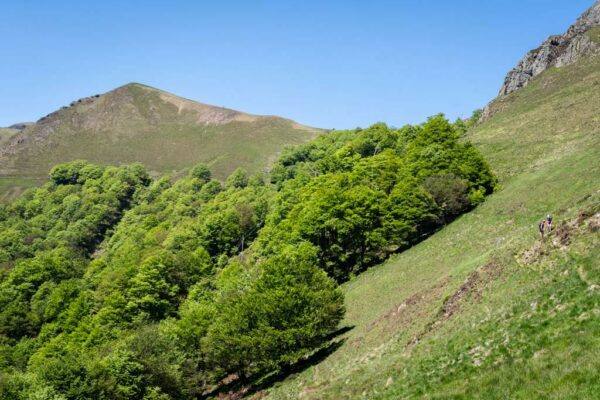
[1,83,316,157]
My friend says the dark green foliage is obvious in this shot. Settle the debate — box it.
[31,353,96,398]
[50,160,92,185]
[225,167,249,189]
[188,162,211,182]
[200,243,344,378]
[423,174,471,222]
[0,115,495,398]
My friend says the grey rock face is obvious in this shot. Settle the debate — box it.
[498,1,600,96]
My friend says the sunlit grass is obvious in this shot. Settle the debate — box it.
[0,177,45,203]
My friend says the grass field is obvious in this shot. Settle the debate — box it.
[0,128,19,146]
[261,54,600,399]
[0,177,46,203]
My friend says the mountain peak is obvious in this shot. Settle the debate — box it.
[101,82,268,126]
[0,84,320,181]
[114,82,163,92]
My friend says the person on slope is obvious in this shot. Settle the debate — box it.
[538,219,546,239]
[546,214,553,232]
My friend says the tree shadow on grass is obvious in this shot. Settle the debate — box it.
[202,325,354,399]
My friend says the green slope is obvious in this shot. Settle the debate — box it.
[0,129,43,201]
[262,55,600,398]
[0,128,19,147]
[0,84,321,201]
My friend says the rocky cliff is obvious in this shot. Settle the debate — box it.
[480,1,600,121]
[498,1,600,96]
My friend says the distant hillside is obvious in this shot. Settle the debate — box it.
[0,128,20,147]
[0,123,32,149]
[0,83,321,199]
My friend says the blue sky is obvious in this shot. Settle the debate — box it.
[0,0,594,129]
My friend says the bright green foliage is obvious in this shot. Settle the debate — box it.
[454,109,483,135]
[403,116,496,192]
[125,254,184,321]
[0,115,494,398]
[180,243,344,379]
[262,116,495,281]
[50,160,105,185]
[269,129,357,186]
[225,167,249,189]
[260,169,438,280]
[98,350,145,399]
[0,161,149,340]
[188,162,211,182]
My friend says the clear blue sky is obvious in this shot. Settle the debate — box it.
[0,0,594,129]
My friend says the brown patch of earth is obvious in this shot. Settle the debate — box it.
[408,259,505,347]
[361,278,450,341]
[440,259,504,319]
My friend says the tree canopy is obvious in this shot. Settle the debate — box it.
[0,115,495,399]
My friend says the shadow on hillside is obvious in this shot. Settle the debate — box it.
[203,325,354,399]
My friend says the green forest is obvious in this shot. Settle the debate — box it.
[0,115,496,399]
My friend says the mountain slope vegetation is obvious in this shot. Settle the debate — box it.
[263,41,600,400]
[0,128,19,147]
[2,4,600,399]
[0,114,495,398]
[0,83,320,201]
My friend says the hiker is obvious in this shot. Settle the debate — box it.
[546,214,553,232]
[538,220,546,239]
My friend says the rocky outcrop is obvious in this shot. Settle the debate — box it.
[498,1,600,97]
[480,1,600,122]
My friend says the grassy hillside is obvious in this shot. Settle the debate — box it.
[0,177,45,203]
[0,128,19,147]
[261,55,600,398]
[0,84,320,201]
[0,129,43,201]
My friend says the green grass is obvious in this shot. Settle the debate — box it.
[262,55,600,399]
[381,226,600,400]
[0,177,45,203]
[0,84,320,201]
[0,128,19,146]
[585,26,600,45]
